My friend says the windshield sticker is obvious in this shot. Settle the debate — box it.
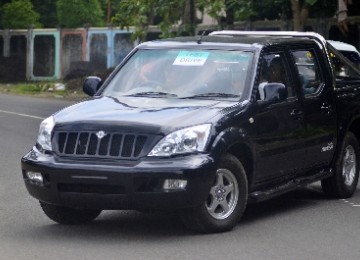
[173,51,210,66]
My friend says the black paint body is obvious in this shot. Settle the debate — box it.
[21,35,360,210]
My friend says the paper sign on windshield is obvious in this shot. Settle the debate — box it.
[173,51,209,66]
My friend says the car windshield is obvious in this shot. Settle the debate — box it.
[102,49,253,99]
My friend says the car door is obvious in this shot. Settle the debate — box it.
[289,46,337,170]
[252,51,307,183]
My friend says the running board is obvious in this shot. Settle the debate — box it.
[248,168,333,203]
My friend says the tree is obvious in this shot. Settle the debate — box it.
[112,0,184,41]
[32,0,58,28]
[110,0,352,41]
[196,0,224,26]
[56,0,104,28]
[197,0,338,31]
[111,0,154,41]
[97,0,114,24]
[1,0,41,29]
[290,0,317,31]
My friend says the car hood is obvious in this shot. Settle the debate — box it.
[54,96,242,134]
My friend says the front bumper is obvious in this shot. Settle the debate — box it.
[21,147,216,210]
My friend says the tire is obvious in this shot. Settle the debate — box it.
[181,154,248,233]
[321,132,360,198]
[40,201,101,225]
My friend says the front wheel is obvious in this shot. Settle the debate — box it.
[181,154,248,233]
[321,132,360,198]
[40,201,101,225]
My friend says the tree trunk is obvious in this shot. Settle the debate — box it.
[225,0,235,29]
[106,0,112,24]
[182,0,196,35]
[291,0,309,31]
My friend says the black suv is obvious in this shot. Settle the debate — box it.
[21,31,360,233]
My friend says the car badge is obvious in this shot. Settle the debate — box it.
[96,131,107,139]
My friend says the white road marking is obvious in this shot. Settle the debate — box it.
[0,109,44,120]
[340,199,360,207]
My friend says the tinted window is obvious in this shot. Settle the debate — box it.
[258,53,294,100]
[340,51,360,67]
[330,50,360,79]
[291,50,322,95]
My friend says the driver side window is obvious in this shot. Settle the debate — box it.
[258,53,292,101]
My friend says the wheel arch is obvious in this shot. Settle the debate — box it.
[226,143,254,187]
[331,116,360,167]
[348,118,360,144]
[210,127,255,188]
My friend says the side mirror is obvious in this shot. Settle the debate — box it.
[83,76,102,96]
[262,83,287,102]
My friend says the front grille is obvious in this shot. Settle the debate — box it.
[54,131,148,159]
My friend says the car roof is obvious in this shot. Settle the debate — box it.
[327,40,360,53]
[138,34,317,51]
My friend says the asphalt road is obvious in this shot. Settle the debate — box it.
[1,93,360,260]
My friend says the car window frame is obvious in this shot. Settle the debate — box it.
[289,46,326,98]
[255,48,298,103]
[327,44,360,82]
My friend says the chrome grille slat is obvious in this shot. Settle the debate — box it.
[54,131,148,159]
[74,133,81,155]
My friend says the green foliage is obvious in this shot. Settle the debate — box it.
[217,0,336,22]
[32,1,58,28]
[0,0,341,34]
[234,1,256,21]
[112,0,151,41]
[306,0,318,5]
[0,82,76,98]
[232,0,291,21]
[112,0,184,41]
[196,0,224,20]
[2,0,41,29]
[157,0,184,37]
[15,84,43,94]
[56,0,104,28]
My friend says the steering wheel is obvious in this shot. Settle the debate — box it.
[125,81,166,95]
[138,80,164,89]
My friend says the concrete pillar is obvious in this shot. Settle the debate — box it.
[26,28,33,80]
[3,30,10,57]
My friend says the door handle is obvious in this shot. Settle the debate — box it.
[290,109,303,120]
[321,103,332,115]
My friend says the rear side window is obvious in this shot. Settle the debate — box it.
[329,50,360,79]
[291,50,323,95]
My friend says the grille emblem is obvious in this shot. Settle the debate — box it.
[96,131,107,139]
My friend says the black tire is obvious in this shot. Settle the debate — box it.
[181,154,248,233]
[321,132,360,198]
[40,201,101,225]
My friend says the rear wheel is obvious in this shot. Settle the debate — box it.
[321,132,360,198]
[40,201,101,225]
[181,154,248,233]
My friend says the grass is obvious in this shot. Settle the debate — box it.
[0,82,87,101]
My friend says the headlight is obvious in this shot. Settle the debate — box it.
[148,124,211,156]
[36,116,55,151]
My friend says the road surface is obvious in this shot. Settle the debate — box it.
[1,94,360,260]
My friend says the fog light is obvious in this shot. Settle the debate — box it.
[26,171,43,184]
[163,179,187,190]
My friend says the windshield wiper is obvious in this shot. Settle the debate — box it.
[183,93,240,99]
[126,91,178,97]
